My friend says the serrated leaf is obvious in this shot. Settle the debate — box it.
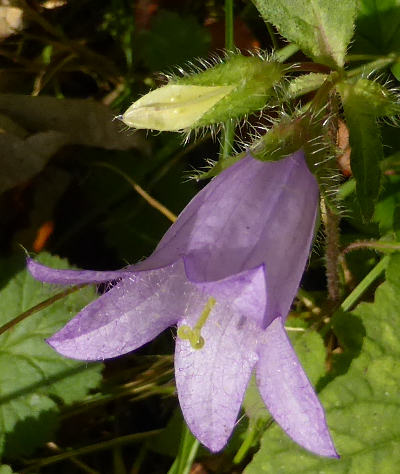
[0,253,103,457]
[338,80,384,221]
[252,0,357,68]
[245,254,400,473]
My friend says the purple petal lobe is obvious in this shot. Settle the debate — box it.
[192,263,267,327]
[175,271,261,452]
[27,258,133,285]
[256,316,338,458]
[47,261,191,360]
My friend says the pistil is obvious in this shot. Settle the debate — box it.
[177,297,216,349]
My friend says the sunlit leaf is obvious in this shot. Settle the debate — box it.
[338,79,384,221]
[0,253,103,457]
[252,0,357,68]
[245,254,400,473]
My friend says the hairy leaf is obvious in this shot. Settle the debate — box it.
[252,0,357,68]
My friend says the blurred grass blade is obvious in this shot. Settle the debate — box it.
[167,423,200,474]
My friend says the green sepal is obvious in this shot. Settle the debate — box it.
[196,153,245,180]
[286,73,328,100]
[340,78,400,117]
[338,79,385,221]
[251,116,309,162]
[174,54,284,127]
[197,115,310,180]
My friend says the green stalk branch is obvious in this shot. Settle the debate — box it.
[0,285,85,336]
[341,256,390,312]
[220,0,235,161]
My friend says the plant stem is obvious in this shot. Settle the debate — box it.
[167,424,200,474]
[343,240,400,254]
[220,0,235,161]
[275,44,299,62]
[347,56,395,78]
[0,285,85,336]
[225,0,234,51]
[341,256,390,312]
[327,207,340,302]
[22,430,162,472]
[93,161,177,222]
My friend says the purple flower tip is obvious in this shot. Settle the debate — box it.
[28,151,337,458]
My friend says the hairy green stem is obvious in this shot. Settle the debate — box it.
[343,240,400,254]
[347,56,395,78]
[325,204,341,302]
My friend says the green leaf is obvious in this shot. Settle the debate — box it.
[0,253,103,457]
[252,0,357,68]
[338,80,384,221]
[373,175,400,235]
[0,466,14,474]
[353,0,400,55]
[137,10,210,71]
[392,62,400,81]
[245,254,400,473]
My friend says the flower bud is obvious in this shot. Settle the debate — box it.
[121,54,284,131]
[121,84,234,131]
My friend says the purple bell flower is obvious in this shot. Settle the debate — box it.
[27,151,338,458]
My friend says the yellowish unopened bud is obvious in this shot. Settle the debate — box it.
[121,84,234,131]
